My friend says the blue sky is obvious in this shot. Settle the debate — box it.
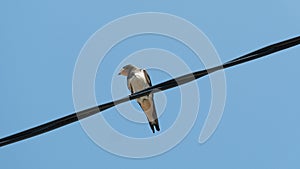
[1,0,300,168]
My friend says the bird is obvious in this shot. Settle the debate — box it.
[118,64,160,133]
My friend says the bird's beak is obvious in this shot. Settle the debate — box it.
[118,68,124,76]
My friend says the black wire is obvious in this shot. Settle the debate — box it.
[1,36,299,147]
[129,36,300,99]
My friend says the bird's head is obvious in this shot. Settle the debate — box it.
[118,64,137,76]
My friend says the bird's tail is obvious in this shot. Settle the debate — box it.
[149,119,160,133]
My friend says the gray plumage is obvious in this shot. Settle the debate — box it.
[119,64,160,133]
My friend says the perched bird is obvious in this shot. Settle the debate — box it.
[118,64,160,133]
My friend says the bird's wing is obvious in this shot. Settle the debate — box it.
[143,69,152,86]
[128,81,134,94]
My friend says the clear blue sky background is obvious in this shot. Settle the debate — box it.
[1,0,300,168]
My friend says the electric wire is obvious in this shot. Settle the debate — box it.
[0,36,299,147]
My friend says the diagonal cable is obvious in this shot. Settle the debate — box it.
[0,36,299,147]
